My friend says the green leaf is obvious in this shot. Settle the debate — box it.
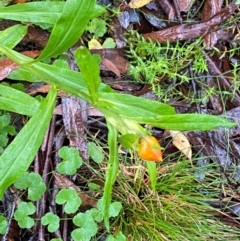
[88,18,107,38]
[89,207,103,222]
[146,162,157,191]
[56,188,81,214]
[14,172,46,201]
[0,24,27,49]
[0,2,64,24]
[102,122,119,231]
[72,211,98,241]
[106,233,126,241]
[136,114,237,131]
[102,38,116,49]
[57,146,82,175]
[98,92,176,119]
[0,215,8,234]
[51,239,63,241]
[109,201,122,217]
[41,212,60,233]
[36,0,105,61]
[74,46,101,104]
[0,84,40,116]
[0,87,57,199]
[97,198,122,218]
[88,182,101,191]
[87,142,104,163]
[14,202,36,229]
[118,133,138,149]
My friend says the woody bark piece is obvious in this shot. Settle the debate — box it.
[156,0,176,20]
[143,3,237,42]
[202,0,224,48]
[176,0,196,12]
[62,97,88,160]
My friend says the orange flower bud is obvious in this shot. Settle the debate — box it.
[137,136,163,162]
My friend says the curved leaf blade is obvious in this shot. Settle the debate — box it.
[0,84,40,116]
[0,24,27,49]
[136,114,236,131]
[0,2,63,24]
[0,87,57,199]
[37,0,105,61]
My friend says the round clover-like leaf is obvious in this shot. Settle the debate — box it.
[56,188,81,214]
[72,211,98,241]
[14,172,46,201]
[41,212,60,233]
[87,142,104,163]
[57,146,82,175]
[14,202,36,229]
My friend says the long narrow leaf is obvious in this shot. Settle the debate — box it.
[98,92,176,117]
[102,121,119,231]
[0,87,57,199]
[135,114,237,131]
[0,25,27,49]
[36,0,105,61]
[0,2,64,24]
[0,84,40,116]
[74,46,101,104]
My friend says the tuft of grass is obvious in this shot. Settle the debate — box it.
[111,158,240,241]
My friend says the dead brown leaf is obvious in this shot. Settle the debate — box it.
[169,130,192,162]
[128,0,153,9]
[0,50,40,81]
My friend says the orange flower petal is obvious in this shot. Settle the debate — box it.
[137,136,163,162]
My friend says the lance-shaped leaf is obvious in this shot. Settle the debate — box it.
[98,92,176,118]
[0,24,27,49]
[0,87,57,199]
[0,2,64,24]
[133,114,237,131]
[0,84,40,116]
[36,0,105,61]
[74,46,101,104]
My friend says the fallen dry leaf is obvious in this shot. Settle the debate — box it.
[128,0,153,9]
[169,130,192,162]
[101,58,121,78]
[0,50,40,81]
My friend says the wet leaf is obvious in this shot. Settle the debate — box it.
[169,131,192,161]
